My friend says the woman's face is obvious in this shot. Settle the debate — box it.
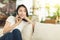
[18,6,26,19]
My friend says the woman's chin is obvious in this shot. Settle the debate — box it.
[21,17,24,19]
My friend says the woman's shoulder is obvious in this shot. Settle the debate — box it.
[7,16,15,20]
[6,16,15,22]
[8,16,15,19]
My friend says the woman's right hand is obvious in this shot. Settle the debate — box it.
[15,15,22,23]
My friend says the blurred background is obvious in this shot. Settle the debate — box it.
[0,0,60,27]
[0,0,16,27]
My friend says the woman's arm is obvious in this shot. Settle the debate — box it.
[25,17,32,23]
[3,21,21,34]
[3,19,21,34]
[25,17,35,32]
[25,17,35,27]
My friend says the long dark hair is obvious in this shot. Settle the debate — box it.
[16,4,28,22]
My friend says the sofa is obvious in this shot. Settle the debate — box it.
[22,22,60,40]
[0,22,60,40]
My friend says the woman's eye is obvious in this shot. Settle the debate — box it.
[24,10,26,12]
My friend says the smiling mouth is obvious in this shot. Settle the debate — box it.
[20,16,25,19]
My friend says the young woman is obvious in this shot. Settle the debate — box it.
[0,4,34,40]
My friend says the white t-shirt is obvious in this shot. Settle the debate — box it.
[6,16,28,32]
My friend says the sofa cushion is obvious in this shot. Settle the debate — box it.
[32,22,60,40]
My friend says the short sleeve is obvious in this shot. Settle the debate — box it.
[6,16,15,25]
